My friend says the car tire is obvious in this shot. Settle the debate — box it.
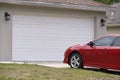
[69,53,83,69]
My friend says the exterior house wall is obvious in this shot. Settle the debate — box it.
[0,3,106,61]
[106,3,120,34]
[106,3,120,24]
[0,5,12,61]
[107,26,120,34]
[95,16,106,37]
[111,3,120,24]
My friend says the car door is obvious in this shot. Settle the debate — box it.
[84,36,116,68]
[108,37,120,70]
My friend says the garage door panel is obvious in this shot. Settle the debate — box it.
[13,13,94,61]
[13,51,63,61]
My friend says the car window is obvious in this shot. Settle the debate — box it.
[113,37,120,46]
[93,36,116,46]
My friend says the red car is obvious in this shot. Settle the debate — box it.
[63,34,120,70]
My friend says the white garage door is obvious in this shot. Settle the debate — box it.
[12,12,94,61]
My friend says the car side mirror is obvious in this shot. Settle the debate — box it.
[88,42,94,47]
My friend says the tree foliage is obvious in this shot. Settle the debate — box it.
[94,0,120,5]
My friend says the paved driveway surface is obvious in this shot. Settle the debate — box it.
[0,61,70,68]
[29,61,70,68]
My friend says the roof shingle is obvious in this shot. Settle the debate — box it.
[0,0,111,12]
[22,0,109,7]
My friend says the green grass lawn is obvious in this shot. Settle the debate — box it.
[0,63,120,80]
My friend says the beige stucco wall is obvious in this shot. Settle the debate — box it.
[0,3,106,61]
[107,26,120,34]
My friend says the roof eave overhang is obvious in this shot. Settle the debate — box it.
[0,0,109,12]
[107,23,120,27]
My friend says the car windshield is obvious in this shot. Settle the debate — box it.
[92,36,116,46]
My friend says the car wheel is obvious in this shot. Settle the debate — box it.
[69,53,83,69]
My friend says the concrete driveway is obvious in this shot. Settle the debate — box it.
[29,61,70,68]
[0,61,70,68]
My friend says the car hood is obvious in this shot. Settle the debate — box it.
[70,44,86,49]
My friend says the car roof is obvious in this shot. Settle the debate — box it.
[93,34,120,42]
